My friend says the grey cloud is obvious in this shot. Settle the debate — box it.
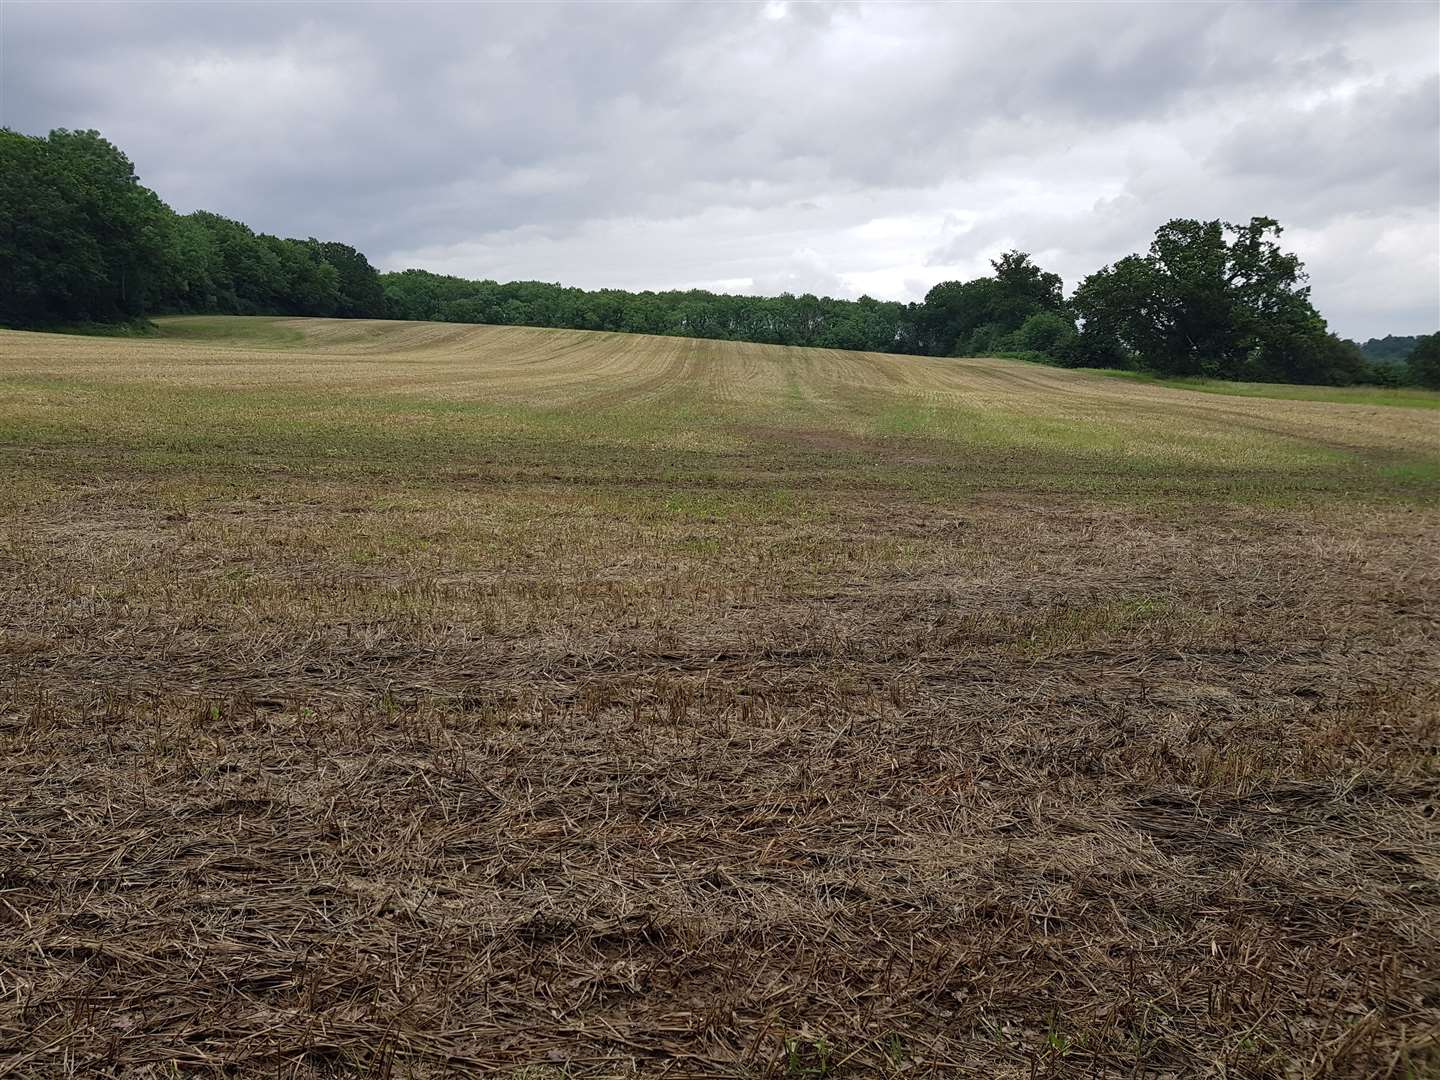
[1211,76,1440,211]
[1,0,1436,337]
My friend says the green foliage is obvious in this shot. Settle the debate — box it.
[318,241,387,318]
[1360,360,1407,388]
[1281,331,1367,387]
[1089,368,1440,408]
[1356,333,1428,366]
[378,270,923,354]
[1409,334,1440,390]
[1,127,385,328]
[1073,217,1365,386]
[918,250,1070,357]
[783,1035,833,1077]
[152,212,364,318]
[0,128,171,326]
[1014,310,1076,356]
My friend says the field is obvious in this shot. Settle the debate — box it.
[2,315,1438,1078]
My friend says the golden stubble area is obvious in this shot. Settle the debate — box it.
[1,317,1438,1078]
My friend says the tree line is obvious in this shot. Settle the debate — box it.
[0,128,383,327]
[378,270,922,354]
[3,127,1435,388]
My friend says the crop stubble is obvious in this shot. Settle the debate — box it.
[1,318,1437,1077]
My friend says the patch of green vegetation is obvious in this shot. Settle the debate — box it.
[1376,459,1440,490]
[1084,367,1440,409]
[34,319,160,338]
[152,315,307,348]
[866,399,1361,474]
[3,367,1435,511]
[1012,595,1183,656]
[783,1034,835,1077]
[656,489,805,522]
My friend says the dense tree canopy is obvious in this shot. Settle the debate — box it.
[1354,334,1426,366]
[1,127,1428,388]
[1071,217,1367,385]
[1408,334,1440,390]
[917,251,1068,357]
[377,270,921,353]
[1,129,384,328]
[0,128,172,326]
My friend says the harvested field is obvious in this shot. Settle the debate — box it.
[1,315,1438,1078]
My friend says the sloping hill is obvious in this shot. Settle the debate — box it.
[2,316,1435,487]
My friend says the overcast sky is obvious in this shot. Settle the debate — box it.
[3,1,1437,339]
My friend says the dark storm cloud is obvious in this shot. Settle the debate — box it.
[2,0,1436,337]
